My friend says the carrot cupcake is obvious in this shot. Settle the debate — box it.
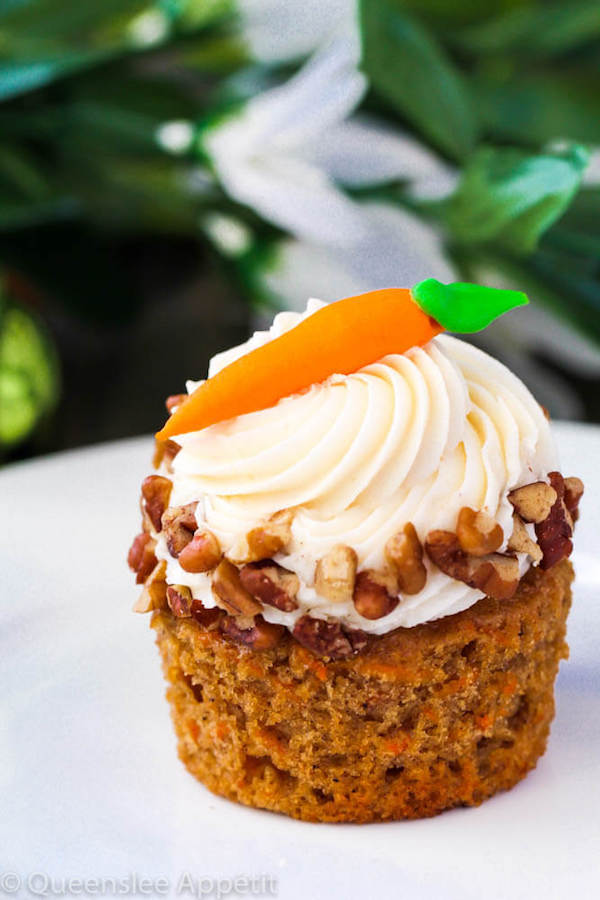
[128,280,583,822]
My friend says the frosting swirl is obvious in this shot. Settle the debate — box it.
[157,300,558,633]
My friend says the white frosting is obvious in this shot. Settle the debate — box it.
[155,299,558,634]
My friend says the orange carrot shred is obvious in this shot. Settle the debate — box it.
[157,287,442,439]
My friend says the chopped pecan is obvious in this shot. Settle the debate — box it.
[179,529,222,573]
[166,584,193,617]
[141,475,172,532]
[508,515,543,564]
[220,614,285,650]
[133,560,167,613]
[152,438,180,471]
[191,598,222,629]
[508,481,557,524]
[314,545,358,604]
[384,523,427,594]
[353,570,399,620]
[475,554,521,600]
[425,531,519,600]
[535,472,573,570]
[239,560,299,612]
[456,507,503,557]
[229,509,294,564]
[161,503,198,557]
[211,559,262,617]
[292,616,368,660]
[564,476,584,523]
[127,532,157,584]
[166,394,187,413]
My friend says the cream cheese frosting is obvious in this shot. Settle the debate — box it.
[154,299,558,634]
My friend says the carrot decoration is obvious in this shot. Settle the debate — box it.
[157,280,527,439]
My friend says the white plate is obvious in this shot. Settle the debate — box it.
[1,423,599,900]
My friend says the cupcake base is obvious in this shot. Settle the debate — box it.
[152,560,572,823]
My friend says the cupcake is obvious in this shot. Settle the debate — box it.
[128,280,583,822]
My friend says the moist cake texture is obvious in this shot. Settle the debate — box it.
[153,561,571,822]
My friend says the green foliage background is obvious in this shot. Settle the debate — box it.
[1,0,600,451]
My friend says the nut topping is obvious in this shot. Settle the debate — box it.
[166,584,193,617]
[292,616,368,660]
[179,530,222,573]
[191,598,222,629]
[508,481,557,524]
[127,532,158,584]
[166,394,186,413]
[384,523,427,594]
[564,476,584,522]
[141,475,172,532]
[152,438,180,472]
[353,571,399,620]
[425,531,519,600]
[220,615,285,650]
[508,515,543,564]
[161,503,198,557]
[456,507,503,557]
[239,560,299,612]
[314,545,358,604]
[133,560,167,613]
[535,472,573,570]
[229,509,294,564]
[211,559,262,617]
[475,554,521,600]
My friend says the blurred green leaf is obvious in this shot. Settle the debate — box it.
[61,153,216,232]
[439,144,589,253]
[0,144,76,229]
[55,70,201,155]
[396,0,527,29]
[0,0,233,100]
[0,281,59,449]
[454,0,600,58]
[558,187,600,243]
[360,0,477,160]
[473,70,600,146]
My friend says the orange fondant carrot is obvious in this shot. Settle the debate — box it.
[156,288,440,439]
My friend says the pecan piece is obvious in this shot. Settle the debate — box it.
[141,475,172,532]
[161,503,198,557]
[507,515,543,564]
[474,554,521,600]
[353,570,399,620]
[425,531,519,600]
[384,523,427,594]
[166,394,186,413]
[564,476,584,523]
[314,545,358,604]
[211,559,262,617]
[508,481,557,524]
[229,509,294,564]
[535,472,573,570]
[127,532,157,584]
[220,614,284,650]
[133,560,167,613]
[239,560,299,612]
[152,438,180,471]
[292,616,368,660]
[456,507,503,557]
[178,529,222,573]
[166,584,193,617]
[191,598,222,629]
